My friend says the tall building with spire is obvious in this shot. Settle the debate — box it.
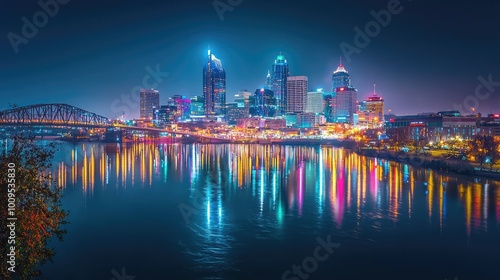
[203,49,226,117]
[332,58,357,124]
[271,53,289,115]
[266,70,272,90]
[332,57,351,91]
[365,83,385,126]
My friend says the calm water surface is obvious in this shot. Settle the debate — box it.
[41,143,500,280]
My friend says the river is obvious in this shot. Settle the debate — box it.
[39,142,500,280]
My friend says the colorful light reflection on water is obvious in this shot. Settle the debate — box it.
[42,142,500,280]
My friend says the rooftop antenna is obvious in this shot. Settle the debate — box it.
[373,82,376,96]
[339,56,343,66]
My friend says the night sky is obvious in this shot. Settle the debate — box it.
[1,0,499,119]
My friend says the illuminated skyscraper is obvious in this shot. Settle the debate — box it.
[168,95,191,120]
[266,70,272,90]
[140,89,160,120]
[203,49,226,117]
[271,53,289,115]
[305,89,325,114]
[365,83,385,126]
[286,76,308,113]
[250,88,277,117]
[333,86,357,124]
[332,58,351,90]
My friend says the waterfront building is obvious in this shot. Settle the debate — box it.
[385,111,479,142]
[140,89,160,120]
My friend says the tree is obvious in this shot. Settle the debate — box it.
[1,136,68,279]
[469,134,499,168]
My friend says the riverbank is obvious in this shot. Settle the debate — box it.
[356,149,500,181]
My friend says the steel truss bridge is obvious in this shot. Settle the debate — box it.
[0,104,231,142]
[0,104,111,128]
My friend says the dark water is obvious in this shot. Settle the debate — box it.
[40,142,500,280]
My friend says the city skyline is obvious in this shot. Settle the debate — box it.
[1,0,499,119]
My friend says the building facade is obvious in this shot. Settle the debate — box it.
[305,89,325,114]
[140,89,160,120]
[203,50,226,117]
[250,88,277,117]
[226,102,249,124]
[385,111,479,142]
[332,59,351,90]
[235,90,252,108]
[190,96,205,116]
[333,86,357,124]
[286,76,308,114]
[271,54,290,115]
[168,95,191,120]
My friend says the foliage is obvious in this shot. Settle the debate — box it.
[0,136,68,279]
[469,134,499,168]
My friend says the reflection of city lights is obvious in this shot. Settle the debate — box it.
[45,142,498,239]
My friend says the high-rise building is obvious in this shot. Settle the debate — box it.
[333,86,357,124]
[203,49,226,117]
[266,70,272,90]
[305,89,325,114]
[155,105,177,124]
[249,88,277,117]
[235,90,252,108]
[365,84,385,126]
[140,89,160,120]
[168,95,191,120]
[332,58,351,91]
[226,102,250,124]
[323,92,335,123]
[271,53,290,115]
[286,76,308,114]
[190,96,205,116]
